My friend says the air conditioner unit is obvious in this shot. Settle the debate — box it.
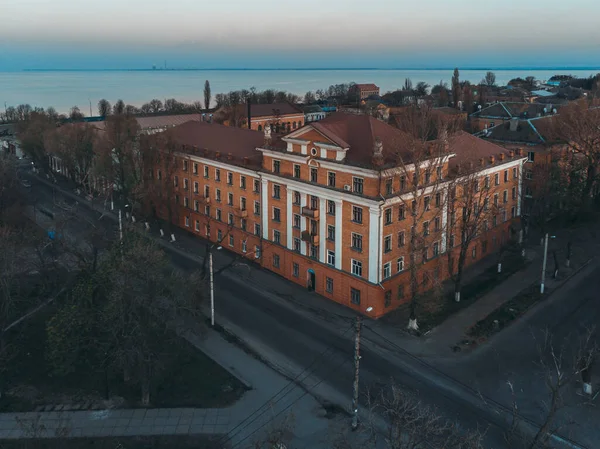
[344,185,352,191]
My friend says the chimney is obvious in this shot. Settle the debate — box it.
[227,153,233,160]
[479,157,485,166]
[489,155,495,164]
[203,148,209,156]
[509,117,519,132]
[215,151,221,159]
[499,153,505,161]
[509,150,514,158]
[247,100,252,130]
[516,148,523,156]
[372,137,384,167]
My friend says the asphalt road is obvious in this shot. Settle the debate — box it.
[26,174,586,448]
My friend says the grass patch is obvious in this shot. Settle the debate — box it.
[0,435,221,449]
[383,252,527,334]
[0,311,245,412]
[467,284,541,340]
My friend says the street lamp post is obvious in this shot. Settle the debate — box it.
[209,245,222,327]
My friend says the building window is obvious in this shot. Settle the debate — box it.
[412,200,417,215]
[494,193,499,206]
[215,169,221,182]
[327,250,335,266]
[294,238,301,252]
[351,259,363,277]
[398,231,405,247]
[504,170,509,182]
[193,163,198,175]
[472,247,477,259]
[326,277,334,293]
[255,246,261,259]
[204,166,209,178]
[398,204,406,220]
[512,186,517,199]
[228,213,234,225]
[273,184,281,199]
[205,224,210,237]
[350,288,361,305]
[424,196,431,211]
[397,284,404,300]
[174,176,179,187]
[351,233,363,251]
[205,205,210,215]
[397,257,404,272]
[273,160,281,174]
[328,172,336,187]
[216,209,222,221]
[185,216,190,227]
[436,166,442,180]
[217,229,222,242]
[183,178,189,190]
[292,263,299,277]
[184,197,189,208]
[384,208,392,225]
[527,151,535,162]
[227,172,233,185]
[273,229,281,244]
[254,201,261,216]
[273,254,280,268]
[327,200,336,216]
[484,176,490,189]
[433,242,439,257]
[494,173,499,186]
[195,220,200,232]
[513,167,518,179]
[352,206,363,224]
[400,176,406,191]
[182,160,188,171]
[293,164,301,178]
[328,225,335,241]
[273,207,281,222]
[310,195,318,209]
[229,234,234,247]
[511,206,516,218]
[384,235,392,253]
[293,192,301,205]
[385,178,393,195]
[157,169,162,180]
[353,177,364,194]
[435,193,442,208]
[423,221,430,236]
[228,192,234,206]
[240,197,246,211]
[310,245,318,259]
[310,167,318,183]
[503,190,508,203]
[434,217,441,232]
[254,223,261,236]
[424,171,431,185]
[293,214,301,228]
[193,200,199,212]
[241,218,247,231]
[502,209,507,222]
[194,181,199,193]
[242,240,247,253]
[526,170,533,180]
[383,263,391,279]
[449,234,455,248]
[253,179,260,193]
[215,189,221,202]
[204,185,210,198]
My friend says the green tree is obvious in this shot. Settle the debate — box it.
[452,68,461,109]
[204,80,212,110]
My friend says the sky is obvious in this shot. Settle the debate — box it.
[1,0,599,70]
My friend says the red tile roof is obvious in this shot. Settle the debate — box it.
[309,112,412,167]
[166,121,264,166]
[447,131,519,172]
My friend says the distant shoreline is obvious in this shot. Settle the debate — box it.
[17,67,600,73]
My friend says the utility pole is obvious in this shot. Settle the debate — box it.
[209,249,215,327]
[351,316,362,430]
[540,232,549,294]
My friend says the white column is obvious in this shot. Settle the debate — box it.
[261,179,269,240]
[286,189,293,249]
[368,206,381,283]
[335,200,343,270]
[517,162,523,216]
[300,194,307,255]
[319,198,327,263]
[441,190,448,253]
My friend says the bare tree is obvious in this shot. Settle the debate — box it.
[482,71,497,87]
[148,99,163,113]
[97,99,111,118]
[204,80,212,110]
[16,111,57,172]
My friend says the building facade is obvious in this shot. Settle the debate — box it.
[352,84,380,100]
[158,113,525,318]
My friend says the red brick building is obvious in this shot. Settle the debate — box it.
[157,113,525,318]
[351,84,380,100]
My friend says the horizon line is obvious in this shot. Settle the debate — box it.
[15,66,600,73]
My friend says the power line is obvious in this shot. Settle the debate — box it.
[217,322,355,448]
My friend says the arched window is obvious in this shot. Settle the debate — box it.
[293,121,297,129]
[258,125,263,131]
[286,122,291,132]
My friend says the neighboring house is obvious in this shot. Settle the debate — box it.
[153,112,525,318]
[303,105,326,123]
[216,102,305,132]
[351,84,380,100]
[470,102,560,132]
[0,124,23,158]
[363,100,390,121]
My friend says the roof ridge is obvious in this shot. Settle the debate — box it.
[500,102,513,117]
[527,120,546,143]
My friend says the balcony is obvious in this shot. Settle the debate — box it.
[301,231,320,245]
[203,196,211,204]
[301,207,319,219]
[236,208,248,218]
